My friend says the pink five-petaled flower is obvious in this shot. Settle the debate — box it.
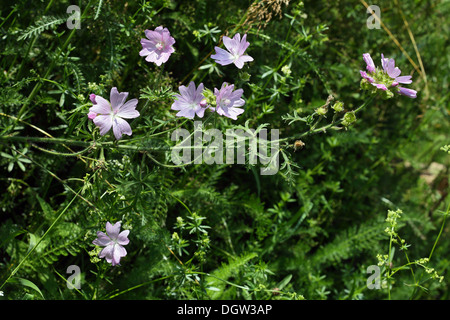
[93,221,130,267]
[214,83,245,120]
[88,87,140,140]
[171,81,208,119]
[360,53,417,99]
[140,26,175,66]
[211,33,253,69]
[380,53,413,86]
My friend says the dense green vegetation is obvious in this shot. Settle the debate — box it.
[0,0,448,300]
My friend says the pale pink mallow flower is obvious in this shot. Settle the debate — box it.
[360,53,417,99]
[88,87,140,140]
[214,83,245,120]
[93,222,130,267]
[140,26,175,66]
[171,82,208,119]
[211,33,253,69]
[381,53,413,85]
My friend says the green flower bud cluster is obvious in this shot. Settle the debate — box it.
[281,65,292,77]
[360,68,397,100]
[202,88,216,107]
[384,209,402,238]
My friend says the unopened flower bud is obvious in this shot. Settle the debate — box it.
[87,111,97,120]
[240,72,251,82]
[342,111,356,127]
[316,106,328,116]
[331,101,344,113]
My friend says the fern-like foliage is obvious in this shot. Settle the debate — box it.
[310,218,387,267]
[18,15,68,41]
[205,252,258,299]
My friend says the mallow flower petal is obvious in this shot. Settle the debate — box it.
[106,221,121,239]
[112,117,132,140]
[234,55,253,69]
[117,99,140,119]
[117,230,130,245]
[110,87,128,110]
[99,245,114,259]
[395,75,412,84]
[398,87,417,98]
[363,53,376,73]
[90,96,112,114]
[176,107,196,119]
[93,114,113,136]
[112,245,127,266]
[92,231,112,246]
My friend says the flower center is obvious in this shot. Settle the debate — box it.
[156,42,164,50]
[221,98,231,106]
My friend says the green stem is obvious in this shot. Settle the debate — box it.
[280,95,375,143]
[410,201,450,299]
[0,135,170,152]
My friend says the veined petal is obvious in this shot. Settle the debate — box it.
[112,117,132,140]
[89,96,111,114]
[117,99,140,119]
[226,107,244,120]
[360,70,375,83]
[117,230,130,245]
[381,53,389,72]
[99,244,114,259]
[238,34,250,55]
[363,53,376,73]
[106,221,121,239]
[93,114,113,136]
[371,82,388,91]
[93,231,112,246]
[234,55,253,69]
[110,87,128,110]
[211,47,234,62]
[176,107,196,119]
[112,245,127,266]
[398,87,417,98]
[395,75,412,84]
[389,67,401,78]
[222,35,235,53]
[196,107,206,118]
